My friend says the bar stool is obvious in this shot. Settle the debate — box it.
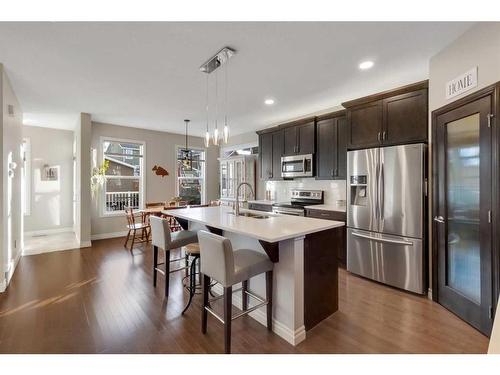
[181,243,201,314]
[150,216,198,299]
[197,230,274,354]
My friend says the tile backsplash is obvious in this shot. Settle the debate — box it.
[265,179,346,204]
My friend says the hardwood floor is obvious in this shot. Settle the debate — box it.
[0,237,489,353]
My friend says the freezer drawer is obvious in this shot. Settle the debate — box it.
[347,228,424,294]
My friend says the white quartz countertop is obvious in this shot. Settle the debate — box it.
[304,204,346,213]
[248,200,276,205]
[164,206,344,243]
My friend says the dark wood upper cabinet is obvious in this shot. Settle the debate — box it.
[383,88,428,145]
[283,126,298,155]
[258,129,284,180]
[316,112,347,180]
[259,132,273,179]
[297,122,315,154]
[347,100,383,149]
[282,120,316,155]
[316,118,336,179]
[336,116,348,179]
[343,80,428,150]
[271,129,284,180]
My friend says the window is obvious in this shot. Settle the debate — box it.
[176,146,205,205]
[101,138,145,215]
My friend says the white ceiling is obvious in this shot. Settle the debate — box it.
[0,22,472,136]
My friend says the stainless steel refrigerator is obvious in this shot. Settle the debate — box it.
[347,143,426,294]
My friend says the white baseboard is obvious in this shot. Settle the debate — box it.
[24,227,74,237]
[0,251,22,292]
[427,288,433,300]
[91,231,128,241]
[212,284,306,346]
[79,241,92,248]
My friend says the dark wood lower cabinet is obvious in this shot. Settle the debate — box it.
[303,227,341,330]
[306,209,346,266]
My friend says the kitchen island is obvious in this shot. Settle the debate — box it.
[164,205,345,345]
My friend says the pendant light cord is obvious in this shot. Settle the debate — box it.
[206,73,209,132]
[225,60,228,126]
[215,69,218,131]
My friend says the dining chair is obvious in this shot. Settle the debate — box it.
[124,207,151,252]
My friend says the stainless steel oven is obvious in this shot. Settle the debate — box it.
[272,206,305,216]
[281,154,314,178]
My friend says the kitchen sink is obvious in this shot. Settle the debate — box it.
[228,212,270,219]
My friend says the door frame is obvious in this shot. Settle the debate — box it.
[431,82,500,331]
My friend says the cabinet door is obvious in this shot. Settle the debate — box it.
[336,116,348,179]
[220,160,228,198]
[259,133,273,179]
[316,118,336,179]
[271,130,284,180]
[298,121,315,154]
[383,89,428,145]
[283,126,298,155]
[348,101,383,149]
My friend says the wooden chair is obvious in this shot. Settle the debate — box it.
[146,201,166,208]
[124,207,151,252]
[162,206,183,232]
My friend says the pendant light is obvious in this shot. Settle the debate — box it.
[199,47,236,147]
[223,61,229,144]
[204,74,210,147]
[179,119,192,170]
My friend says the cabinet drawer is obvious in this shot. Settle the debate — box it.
[306,209,346,221]
[249,203,273,212]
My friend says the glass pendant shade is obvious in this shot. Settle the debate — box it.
[204,130,211,147]
[223,124,229,144]
[213,127,219,146]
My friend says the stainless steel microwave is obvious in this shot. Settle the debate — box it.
[281,154,314,178]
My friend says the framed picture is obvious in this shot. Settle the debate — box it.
[42,165,59,181]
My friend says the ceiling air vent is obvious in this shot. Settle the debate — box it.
[7,104,15,116]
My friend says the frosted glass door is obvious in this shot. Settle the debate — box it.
[435,94,492,335]
[446,113,481,302]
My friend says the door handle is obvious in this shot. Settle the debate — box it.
[434,216,445,224]
[352,231,414,246]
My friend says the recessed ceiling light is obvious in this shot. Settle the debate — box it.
[264,99,275,105]
[359,60,374,70]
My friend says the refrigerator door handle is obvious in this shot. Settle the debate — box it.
[351,231,414,246]
[380,161,385,220]
[375,160,380,220]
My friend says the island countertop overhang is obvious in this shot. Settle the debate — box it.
[163,206,344,243]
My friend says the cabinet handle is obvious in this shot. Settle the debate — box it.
[382,131,387,141]
[334,168,338,177]
[377,132,381,143]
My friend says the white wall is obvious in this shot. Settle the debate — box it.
[429,22,500,112]
[0,64,23,292]
[90,121,220,237]
[22,125,74,233]
[427,22,500,295]
[74,113,92,247]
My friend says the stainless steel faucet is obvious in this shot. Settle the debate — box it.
[235,182,255,216]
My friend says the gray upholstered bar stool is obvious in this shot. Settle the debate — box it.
[197,230,274,354]
[150,216,198,299]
